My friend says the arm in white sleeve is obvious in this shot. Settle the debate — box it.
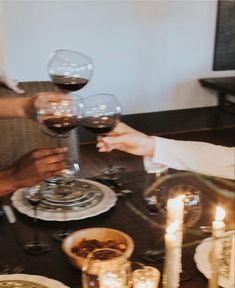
[144,136,235,180]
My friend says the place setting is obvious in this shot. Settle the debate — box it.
[11,49,121,223]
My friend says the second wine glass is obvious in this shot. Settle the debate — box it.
[48,49,93,93]
[81,93,124,179]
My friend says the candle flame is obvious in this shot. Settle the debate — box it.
[166,220,179,234]
[215,206,225,221]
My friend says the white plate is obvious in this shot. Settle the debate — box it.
[0,274,69,288]
[11,179,117,221]
[194,230,234,288]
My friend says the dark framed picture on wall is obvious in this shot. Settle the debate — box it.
[213,0,235,71]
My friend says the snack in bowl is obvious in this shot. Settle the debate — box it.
[62,227,134,272]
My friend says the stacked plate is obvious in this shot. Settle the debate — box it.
[12,179,117,221]
[41,179,103,209]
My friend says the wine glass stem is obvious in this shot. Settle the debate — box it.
[33,206,39,242]
[57,136,68,166]
[107,153,113,170]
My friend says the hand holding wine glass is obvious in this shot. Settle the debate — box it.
[81,93,124,178]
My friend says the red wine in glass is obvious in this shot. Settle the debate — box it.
[43,116,82,135]
[48,49,93,93]
[50,75,88,92]
[81,115,119,135]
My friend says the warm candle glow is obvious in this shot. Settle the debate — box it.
[175,194,185,201]
[215,206,225,221]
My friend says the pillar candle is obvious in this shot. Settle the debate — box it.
[228,233,235,288]
[166,195,185,226]
[208,206,226,288]
[164,220,181,288]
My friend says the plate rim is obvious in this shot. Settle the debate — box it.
[11,178,117,221]
[0,273,69,288]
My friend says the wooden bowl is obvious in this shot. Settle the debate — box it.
[62,227,134,274]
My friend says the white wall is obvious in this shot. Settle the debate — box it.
[1,0,234,115]
[0,0,4,66]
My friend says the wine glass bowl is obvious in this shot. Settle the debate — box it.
[144,181,201,227]
[37,96,84,138]
[80,93,124,179]
[48,49,93,92]
[81,93,121,134]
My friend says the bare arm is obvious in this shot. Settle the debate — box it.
[0,92,67,120]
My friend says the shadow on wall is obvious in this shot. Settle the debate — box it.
[169,79,217,110]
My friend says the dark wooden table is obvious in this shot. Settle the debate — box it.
[0,144,234,288]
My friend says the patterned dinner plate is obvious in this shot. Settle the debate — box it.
[0,274,69,288]
[11,179,117,221]
[41,180,101,204]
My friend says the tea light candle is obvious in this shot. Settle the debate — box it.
[99,271,123,288]
[164,220,181,288]
[133,279,156,288]
[228,233,235,288]
[132,266,160,288]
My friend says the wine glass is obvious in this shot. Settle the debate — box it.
[37,95,84,241]
[47,48,92,186]
[23,184,51,255]
[143,172,202,229]
[37,95,84,180]
[80,93,124,179]
[82,248,129,288]
[142,165,169,262]
[48,49,93,93]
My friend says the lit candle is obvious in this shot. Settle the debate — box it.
[166,195,185,274]
[228,233,235,288]
[212,206,226,238]
[167,195,185,226]
[164,220,181,288]
[99,271,124,288]
[132,266,160,288]
[209,206,226,288]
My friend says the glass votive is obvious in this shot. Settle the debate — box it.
[82,248,128,288]
[132,265,161,288]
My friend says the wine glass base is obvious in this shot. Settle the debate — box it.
[23,241,51,255]
[180,270,193,282]
[141,249,165,263]
[0,263,10,274]
[101,166,126,179]
[51,230,72,242]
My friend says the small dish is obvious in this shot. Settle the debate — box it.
[62,227,134,272]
